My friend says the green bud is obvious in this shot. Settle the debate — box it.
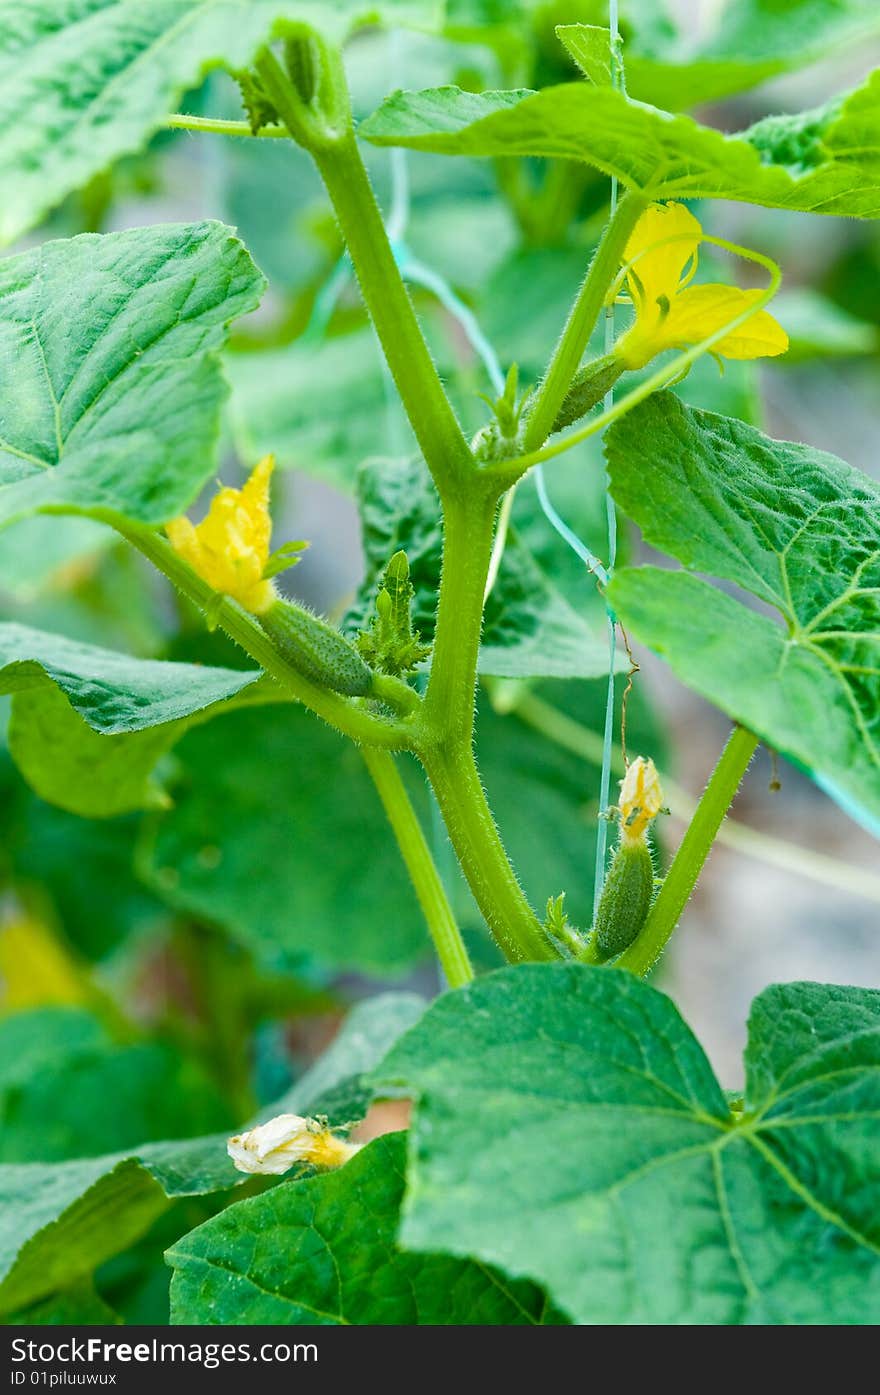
[592,838,654,961]
[551,353,625,434]
[260,599,373,698]
[235,70,280,135]
[356,550,431,677]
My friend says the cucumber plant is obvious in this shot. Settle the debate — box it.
[0,0,878,1327]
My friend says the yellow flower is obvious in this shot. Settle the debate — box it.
[227,1113,361,1176]
[615,202,788,370]
[618,756,663,846]
[166,455,277,615]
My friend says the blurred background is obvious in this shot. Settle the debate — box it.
[1,4,879,1314]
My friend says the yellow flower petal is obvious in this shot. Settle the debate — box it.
[666,284,789,360]
[616,202,787,369]
[624,202,702,312]
[166,455,277,614]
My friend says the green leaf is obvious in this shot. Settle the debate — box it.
[0,623,259,733]
[604,392,880,836]
[8,687,185,820]
[0,991,424,1315]
[556,24,615,87]
[0,1008,231,1164]
[361,70,880,217]
[345,456,614,680]
[141,703,430,973]
[374,966,880,1324]
[168,1132,561,1324]
[0,0,442,244]
[0,622,265,817]
[0,223,264,533]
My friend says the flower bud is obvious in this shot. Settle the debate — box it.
[590,757,664,962]
[227,1113,360,1176]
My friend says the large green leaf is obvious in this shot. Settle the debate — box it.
[0,991,424,1315]
[375,966,880,1324]
[0,622,266,817]
[0,623,259,733]
[142,703,429,973]
[345,455,614,680]
[0,222,263,532]
[361,69,880,217]
[0,0,441,245]
[167,1132,560,1324]
[604,392,880,836]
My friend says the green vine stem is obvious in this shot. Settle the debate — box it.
[522,191,644,452]
[361,748,474,988]
[167,114,286,138]
[616,724,760,977]
[421,741,558,963]
[122,523,414,751]
[256,43,474,499]
[421,488,499,746]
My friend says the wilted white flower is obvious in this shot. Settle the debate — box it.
[227,1112,359,1175]
[618,756,663,845]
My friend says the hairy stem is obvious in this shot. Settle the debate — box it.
[421,741,558,964]
[423,488,499,747]
[616,725,759,976]
[522,191,644,452]
[123,525,413,751]
[362,748,473,988]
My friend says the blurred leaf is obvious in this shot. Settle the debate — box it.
[0,1008,231,1164]
[615,2,880,109]
[0,516,112,599]
[265,992,426,1125]
[0,990,426,1314]
[143,703,430,973]
[0,0,443,244]
[0,223,263,532]
[6,1279,120,1325]
[227,329,396,490]
[772,288,878,362]
[606,391,880,835]
[361,70,880,217]
[345,456,614,679]
[7,789,166,964]
[375,967,880,1323]
[168,1132,562,1324]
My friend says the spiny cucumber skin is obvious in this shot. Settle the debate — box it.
[260,599,373,698]
[593,840,654,961]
